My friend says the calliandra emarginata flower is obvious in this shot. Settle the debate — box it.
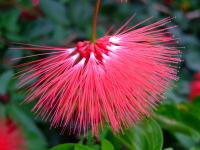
[0,119,26,150]
[14,16,181,135]
[15,0,180,135]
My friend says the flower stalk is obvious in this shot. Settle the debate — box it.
[92,0,101,43]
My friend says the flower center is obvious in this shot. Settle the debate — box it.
[69,36,120,66]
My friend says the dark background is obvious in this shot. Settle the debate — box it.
[0,0,200,150]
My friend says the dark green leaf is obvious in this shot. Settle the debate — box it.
[185,51,200,71]
[155,102,200,148]
[163,148,174,150]
[107,118,163,150]
[0,103,6,118]
[190,147,200,150]
[26,19,54,39]
[50,144,74,150]
[50,144,94,150]
[101,139,114,150]
[40,0,68,25]
[0,70,13,95]
[0,9,20,33]
[75,144,94,150]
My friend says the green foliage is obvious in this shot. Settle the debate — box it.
[50,144,94,150]
[0,0,200,150]
[154,100,200,149]
[103,119,163,150]
[0,103,6,118]
[50,144,74,150]
[7,105,48,150]
[40,0,68,25]
[75,144,94,150]
[101,140,114,150]
[0,70,13,95]
[50,118,163,150]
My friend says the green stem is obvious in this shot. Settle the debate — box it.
[92,0,100,43]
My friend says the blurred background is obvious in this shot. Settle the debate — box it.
[0,0,200,150]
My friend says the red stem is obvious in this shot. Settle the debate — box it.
[92,0,101,43]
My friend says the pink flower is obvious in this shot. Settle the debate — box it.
[190,73,200,101]
[32,0,39,6]
[0,119,26,150]
[20,10,37,21]
[15,17,181,135]
[0,94,10,104]
[164,0,173,5]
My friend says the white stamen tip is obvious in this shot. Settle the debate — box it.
[66,48,75,53]
[109,36,120,44]
[90,52,96,59]
[107,45,120,52]
[102,53,110,60]
[71,53,79,60]
[78,58,86,66]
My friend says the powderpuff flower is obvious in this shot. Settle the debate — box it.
[189,73,200,101]
[14,17,181,135]
[0,119,26,150]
